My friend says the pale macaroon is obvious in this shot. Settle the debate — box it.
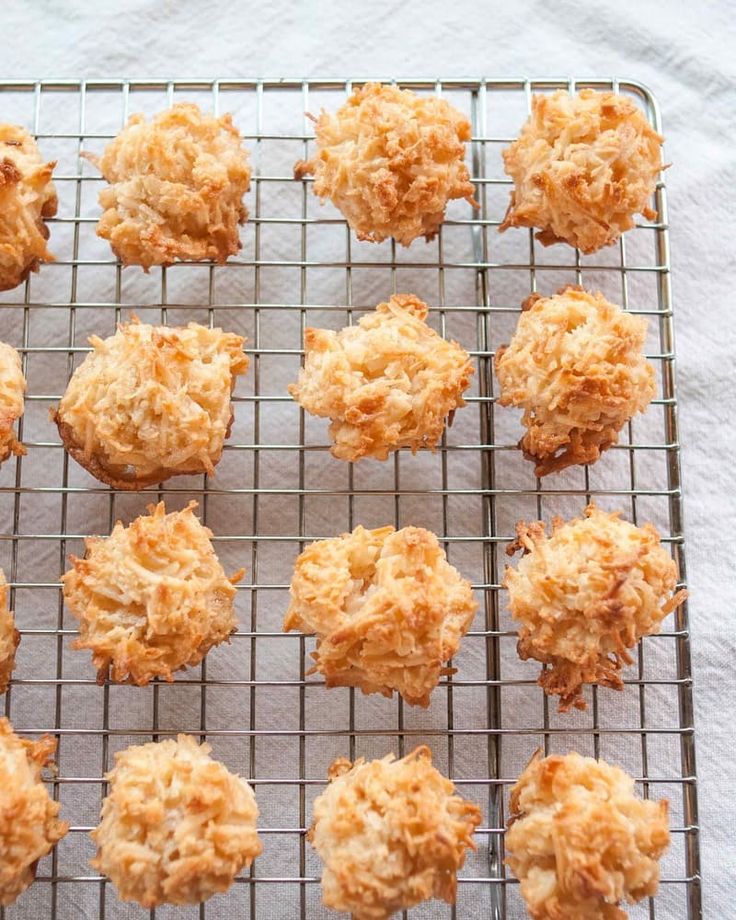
[0,124,56,291]
[289,293,473,462]
[0,718,68,906]
[86,102,251,268]
[54,318,248,489]
[284,524,477,707]
[63,502,242,685]
[92,735,261,907]
[496,286,655,476]
[0,339,26,465]
[310,746,481,919]
[506,751,670,919]
[0,571,19,695]
[295,82,476,246]
[499,89,663,253]
[504,504,686,711]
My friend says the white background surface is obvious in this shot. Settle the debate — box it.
[4,0,734,915]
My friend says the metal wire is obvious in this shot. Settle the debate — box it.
[0,78,700,920]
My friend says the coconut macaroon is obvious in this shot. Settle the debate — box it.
[86,103,251,268]
[295,83,476,246]
[0,339,26,465]
[310,746,481,919]
[289,294,473,462]
[0,571,19,695]
[0,124,57,291]
[284,524,477,707]
[54,318,248,489]
[62,502,241,685]
[499,89,663,253]
[506,751,670,919]
[92,735,261,907]
[504,504,686,712]
[496,286,655,477]
[0,718,69,906]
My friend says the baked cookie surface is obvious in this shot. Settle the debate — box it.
[92,734,261,907]
[0,571,19,695]
[295,83,476,246]
[499,90,662,253]
[496,286,654,476]
[0,124,56,291]
[88,103,250,268]
[0,718,68,906]
[54,318,248,489]
[504,504,686,711]
[506,751,670,919]
[63,501,241,685]
[289,293,473,462]
[0,340,26,465]
[310,746,480,919]
[284,524,477,706]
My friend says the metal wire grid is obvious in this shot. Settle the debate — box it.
[0,78,700,920]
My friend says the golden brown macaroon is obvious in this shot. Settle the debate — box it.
[496,286,655,476]
[92,734,261,907]
[0,718,68,906]
[0,339,27,464]
[0,124,57,291]
[499,89,663,253]
[295,82,476,246]
[86,103,251,269]
[62,501,241,685]
[289,294,473,462]
[53,318,248,489]
[284,524,477,707]
[0,571,19,695]
[506,751,670,919]
[310,746,481,920]
[504,504,686,712]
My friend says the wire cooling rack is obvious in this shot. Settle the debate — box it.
[0,78,700,920]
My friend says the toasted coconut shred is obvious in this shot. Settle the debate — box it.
[0,718,69,906]
[0,124,56,292]
[504,504,686,712]
[295,83,476,246]
[499,89,663,253]
[55,318,248,489]
[496,286,655,476]
[92,735,262,907]
[0,339,26,464]
[62,502,242,685]
[284,524,477,707]
[289,293,473,462]
[506,751,670,920]
[310,746,481,920]
[87,103,251,268]
[0,571,19,695]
